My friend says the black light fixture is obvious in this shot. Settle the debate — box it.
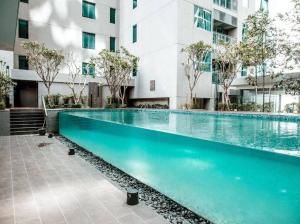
[68,148,75,155]
[126,188,139,205]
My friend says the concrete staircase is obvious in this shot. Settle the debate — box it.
[10,109,45,135]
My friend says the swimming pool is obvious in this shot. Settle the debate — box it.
[59,109,300,224]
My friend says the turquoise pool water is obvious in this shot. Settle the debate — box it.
[59,110,300,224]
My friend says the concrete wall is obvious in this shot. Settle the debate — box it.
[0,110,10,136]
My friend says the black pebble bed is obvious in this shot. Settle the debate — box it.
[56,136,213,224]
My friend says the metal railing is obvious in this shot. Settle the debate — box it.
[41,96,48,129]
[213,32,237,44]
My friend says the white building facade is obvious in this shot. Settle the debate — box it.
[119,0,256,109]
[9,0,256,109]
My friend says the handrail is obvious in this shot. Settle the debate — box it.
[41,96,48,130]
[42,96,48,117]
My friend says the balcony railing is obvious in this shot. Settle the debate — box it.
[213,32,237,44]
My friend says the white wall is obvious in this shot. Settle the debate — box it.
[14,0,119,81]
[119,0,179,108]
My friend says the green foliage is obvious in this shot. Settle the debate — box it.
[91,47,138,107]
[0,100,5,110]
[240,10,276,68]
[285,103,300,114]
[22,41,64,96]
[44,94,85,109]
[274,78,300,95]
[213,42,244,111]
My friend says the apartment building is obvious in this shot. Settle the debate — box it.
[119,0,255,109]
[11,0,119,107]
[2,0,256,109]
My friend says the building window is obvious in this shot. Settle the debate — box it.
[18,19,28,39]
[19,55,28,70]
[82,32,95,49]
[260,0,269,11]
[132,67,137,77]
[194,5,212,32]
[110,8,116,24]
[132,24,137,43]
[213,0,237,10]
[241,66,247,77]
[110,37,116,52]
[82,62,95,76]
[133,0,137,9]
[194,52,212,72]
[20,0,28,3]
[82,1,96,19]
[242,23,248,40]
[150,80,155,92]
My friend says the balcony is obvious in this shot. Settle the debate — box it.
[213,32,237,44]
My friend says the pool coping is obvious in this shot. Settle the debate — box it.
[51,107,300,121]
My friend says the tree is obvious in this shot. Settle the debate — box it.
[213,42,243,111]
[22,41,64,97]
[271,0,300,93]
[181,41,212,108]
[240,10,277,111]
[0,60,15,109]
[65,53,90,105]
[117,47,138,107]
[91,47,138,107]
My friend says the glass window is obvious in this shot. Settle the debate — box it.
[241,65,247,77]
[133,67,137,77]
[260,0,269,11]
[19,19,28,39]
[82,32,95,49]
[194,52,212,72]
[213,0,236,11]
[133,0,137,9]
[110,8,116,24]
[82,62,95,76]
[194,5,211,32]
[19,55,28,70]
[110,37,116,52]
[242,23,248,40]
[82,1,96,19]
[133,24,137,43]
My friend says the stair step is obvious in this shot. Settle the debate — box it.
[10,130,39,135]
[10,113,44,117]
[10,117,45,121]
[11,123,43,128]
[10,126,42,131]
[11,120,44,124]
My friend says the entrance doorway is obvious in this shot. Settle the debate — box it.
[14,80,38,107]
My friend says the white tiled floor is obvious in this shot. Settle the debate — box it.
[0,135,169,224]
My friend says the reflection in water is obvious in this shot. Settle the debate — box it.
[69,110,300,152]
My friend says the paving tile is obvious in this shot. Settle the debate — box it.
[0,136,171,224]
[118,213,146,224]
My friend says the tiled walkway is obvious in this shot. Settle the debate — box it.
[0,135,169,224]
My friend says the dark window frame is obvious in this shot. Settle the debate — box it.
[18,19,29,39]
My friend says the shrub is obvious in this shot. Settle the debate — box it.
[0,100,5,110]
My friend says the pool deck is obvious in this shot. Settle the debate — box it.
[0,135,169,224]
